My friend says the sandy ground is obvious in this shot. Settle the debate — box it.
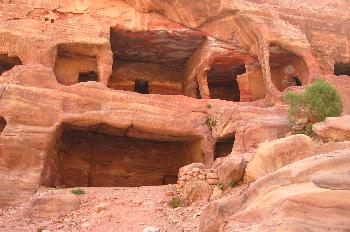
[0,185,206,232]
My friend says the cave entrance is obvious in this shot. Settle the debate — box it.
[0,54,22,76]
[54,44,98,86]
[135,79,149,94]
[45,124,202,188]
[268,45,308,91]
[215,136,234,160]
[334,63,350,76]
[108,28,205,95]
[293,76,302,86]
[208,64,246,101]
[0,117,6,135]
[78,71,98,83]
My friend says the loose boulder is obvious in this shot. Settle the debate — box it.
[200,149,350,232]
[245,134,314,182]
[180,179,213,205]
[217,156,246,187]
[313,115,350,141]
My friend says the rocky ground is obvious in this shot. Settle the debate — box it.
[0,117,349,232]
[0,186,205,232]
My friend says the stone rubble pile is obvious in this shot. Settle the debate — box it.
[176,168,220,193]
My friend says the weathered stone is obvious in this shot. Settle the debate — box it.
[0,5,350,232]
[206,179,219,185]
[200,149,350,232]
[192,172,199,177]
[30,193,81,221]
[313,115,350,141]
[245,134,314,182]
[199,170,207,175]
[313,171,350,191]
[206,173,219,179]
[94,203,110,213]
[180,179,213,205]
[210,187,223,202]
[218,156,246,187]
[179,163,206,177]
[143,226,160,232]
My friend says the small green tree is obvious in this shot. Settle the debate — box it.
[284,79,343,135]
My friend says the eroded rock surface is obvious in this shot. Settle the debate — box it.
[0,66,292,208]
[313,115,350,141]
[30,192,81,222]
[244,134,314,182]
[200,149,350,232]
[0,0,350,231]
[180,179,213,205]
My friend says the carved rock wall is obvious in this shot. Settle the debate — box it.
[0,0,350,210]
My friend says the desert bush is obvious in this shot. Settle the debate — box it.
[205,117,217,129]
[71,188,86,195]
[229,180,236,188]
[216,182,225,191]
[169,196,181,208]
[284,79,343,135]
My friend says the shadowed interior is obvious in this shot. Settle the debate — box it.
[78,71,98,83]
[215,136,235,159]
[334,63,350,76]
[54,44,98,85]
[45,124,203,187]
[108,28,205,95]
[0,117,6,135]
[208,64,246,101]
[269,45,308,91]
[0,54,22,76]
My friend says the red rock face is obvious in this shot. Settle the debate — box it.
[0,64,290,208]
[0,0,349,209]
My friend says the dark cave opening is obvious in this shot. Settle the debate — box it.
[0,54,22,76]
[207,64,246,102]
[134,79,149,94]
[0,117,7,135]
[108,28,205,95]
[78,71,98,83]
[215,136,235,160]
[54,44,98,86]
[293,76,302,86]
[44,124,203,188]
[334,63,350,76]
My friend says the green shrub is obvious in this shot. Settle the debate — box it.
[229,180,236,188]
[169,196,181,208]
[284,79,343,135]
[71,188,86,195]
[205,117,217,129]
[216,182,225,191]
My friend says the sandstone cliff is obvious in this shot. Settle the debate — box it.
[0,0,349,231]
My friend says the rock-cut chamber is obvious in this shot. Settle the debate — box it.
[0,117,6,135]
[54,44,98,85]
[334,63,350,76]
[43,124,203,188]
[215,136,234,159]
[0,54,22,76]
